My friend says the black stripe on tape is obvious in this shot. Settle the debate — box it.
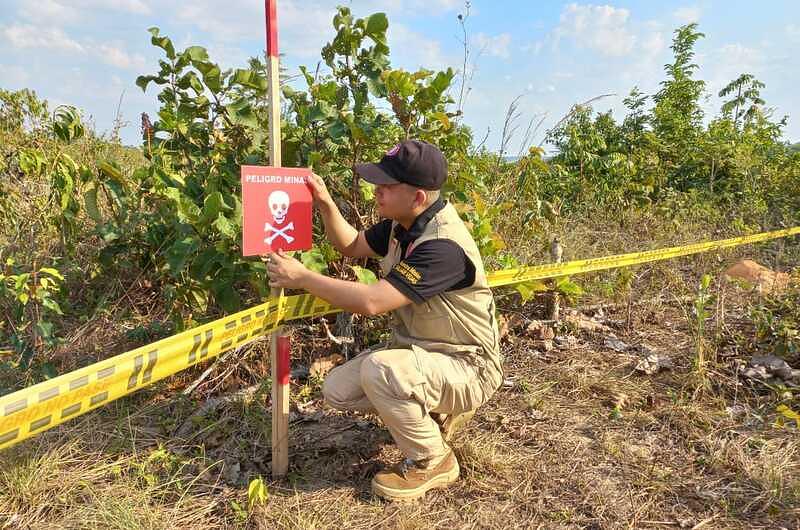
[70,375,88,391]
[0,429,19,444]
[188,333,201,363]
[30,416,51,431]
[225,320,236,330]
[128,354,144,390]
[237,334,248,343]
[97,366,115,379]
[141,350,158,384]
[221,340,232,350]
[303,295,315,315]
[241,315,252,324]
[256,310,266,318]
[292,294,307,317]
[62,403,80,417]
[4,399,26,416]
[90,391,109,406]
[39,387,59,402]
[201,330,213,359]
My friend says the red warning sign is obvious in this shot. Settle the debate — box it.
[241,166,313,255]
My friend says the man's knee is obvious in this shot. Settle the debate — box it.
[321,364,358,409]
[360,349,417,398]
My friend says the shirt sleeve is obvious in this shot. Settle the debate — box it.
[384,240,474,304]
[364,219,393,257]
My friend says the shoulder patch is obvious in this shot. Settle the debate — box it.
[393,261,421,285]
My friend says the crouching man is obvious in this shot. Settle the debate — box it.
[267,140,502,501]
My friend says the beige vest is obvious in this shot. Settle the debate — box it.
[380,203,502,385]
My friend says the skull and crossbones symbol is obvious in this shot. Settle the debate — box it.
[264,190,295,244]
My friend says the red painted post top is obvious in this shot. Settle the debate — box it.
[265,0,278,57]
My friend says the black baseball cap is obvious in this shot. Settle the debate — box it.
[355,140,447,190]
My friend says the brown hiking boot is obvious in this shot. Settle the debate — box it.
[371,450,460,501]
[432,409,476,441]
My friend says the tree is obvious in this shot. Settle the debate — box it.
[652,23,706,190]
[719,73,765,131]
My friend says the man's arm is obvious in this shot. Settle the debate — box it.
[267,250,411,315]
[308,173,376,259]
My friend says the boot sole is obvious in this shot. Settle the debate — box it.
[371,460,460,501]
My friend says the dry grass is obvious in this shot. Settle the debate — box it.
[2,284,799,529]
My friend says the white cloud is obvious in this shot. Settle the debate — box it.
[641,30,666,56]
[80,0,151,15]
[97,44,147,70]
[18,0,76,23]
[554,3,637,57]
[18,0,151,21]
[786,24,800,41]
[673,6,701,24]
[472,32,512,59]
[1,23,85,53]
[390,24,454,71]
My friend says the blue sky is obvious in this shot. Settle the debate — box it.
[2,1,799,151]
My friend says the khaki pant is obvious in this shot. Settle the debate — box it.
[322,344,500,462]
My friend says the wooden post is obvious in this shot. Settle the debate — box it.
[548,237,562,321]
[265,0,289,478]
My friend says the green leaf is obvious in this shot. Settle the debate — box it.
[136,75,157,92]
[515,280,548,302]
[183,45,209,62]
[213,281,241,313]
[776,404,800,426]
[35,321,55,341]
[41,298,63,315]
[165,236,200,276]
[352,265,377,285]
[328,119,348,141]
[364,13,388,44]
[248,477,269,508]
[84,184,102,223]
[199,191,225,224]
[195,61,222,93]
[300,248,328,274]
[148,26,175,59]
[40,362,57,380]
[555,278,584,298]
[213,214,237,238]
[39,268,64,281]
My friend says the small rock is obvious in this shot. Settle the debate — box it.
[532,340,554,352]
[603,335,629,352]
[502,378,516,389]
[565,313,611,333]
[554,335,578,349]
[743,354,797,382]
[635,353,673,375]
[526,321,555,340]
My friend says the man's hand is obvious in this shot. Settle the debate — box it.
[307,173,334,209]
[267,249,311,289]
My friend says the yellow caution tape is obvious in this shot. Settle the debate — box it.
[487,226,800,288]
[0,226,797,450]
